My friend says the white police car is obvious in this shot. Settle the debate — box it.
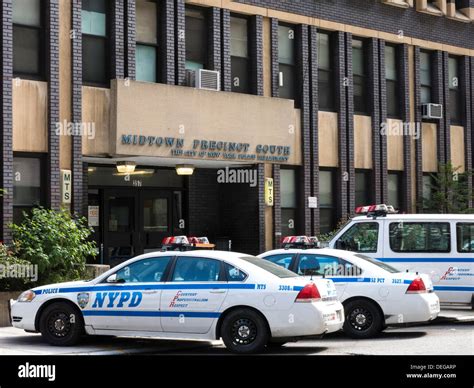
[10,250,344,353]
[259,243,440,339]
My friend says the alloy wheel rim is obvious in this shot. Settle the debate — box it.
[231,318,257,345]
[349,307,373,331]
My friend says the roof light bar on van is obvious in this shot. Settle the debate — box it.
[281,236,320,249]
[355,204,397,218]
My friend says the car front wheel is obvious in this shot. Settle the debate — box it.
[221,308,269,354]
[343,299,383,339]
[39,302,84,346]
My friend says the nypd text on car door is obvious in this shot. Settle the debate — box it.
[84,256,172,331]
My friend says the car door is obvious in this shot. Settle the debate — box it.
[85,256,172,332]
[294,253,353,297]
[160,256,228,334]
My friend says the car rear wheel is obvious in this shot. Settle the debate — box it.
[39,302,83,346]
[343,299,383,339]
[221,308,269,354]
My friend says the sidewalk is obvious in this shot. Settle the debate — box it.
[436,307,474,323]
[0,326,219,355]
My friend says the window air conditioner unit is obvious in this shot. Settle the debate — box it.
[421,103,443,120]
[186,69,220,91]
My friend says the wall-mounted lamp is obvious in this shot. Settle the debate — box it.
[116,161,136,174]
[176,164,195,176]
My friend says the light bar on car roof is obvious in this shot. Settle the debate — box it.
[281,236,320,249]
[161,236,215,251]
[354,204,397,216]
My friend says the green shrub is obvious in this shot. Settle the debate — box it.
[0,244,34,291]
[11,207,98,285]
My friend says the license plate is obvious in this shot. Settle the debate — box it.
[430,301,440,312]
[323,312,337,322]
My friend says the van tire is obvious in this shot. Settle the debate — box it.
[343,299,383,339]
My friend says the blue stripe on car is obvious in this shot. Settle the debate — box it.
[82,310,221,318]
[434,286,474,292]
[34,283,258,294]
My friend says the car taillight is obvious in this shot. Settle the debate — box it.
[406,277,427,294]
[295,284,321,302]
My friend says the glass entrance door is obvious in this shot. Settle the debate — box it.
[141,191,173,253]
[102,189,178,266]
[103,189,139,267]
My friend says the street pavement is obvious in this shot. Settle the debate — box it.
[0,309,472,356]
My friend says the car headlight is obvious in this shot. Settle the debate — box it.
[17,290,36,302]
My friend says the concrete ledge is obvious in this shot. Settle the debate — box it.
[85,264,110,279]
[0,292,21,327]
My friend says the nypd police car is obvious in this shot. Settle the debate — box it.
[259,241,440,339]
[10,250,344,353]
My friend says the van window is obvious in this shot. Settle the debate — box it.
[389,222,450,253]
[456,223,474,253]
[335,222,379,253]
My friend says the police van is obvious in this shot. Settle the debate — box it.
[327,204,474,308]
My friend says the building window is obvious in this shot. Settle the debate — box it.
[317,31,335,111]
[13,0,44,79]
[448,56,461,124]
[82,0,109,86]
[417,0,447,15]
[13,156,44,224]
[136,0,159,83]
[185,7,208,70]
[320,170,336,234]
[422,173,435,210]
[281,169,298,238]
[278,24,296,100]
[382,0,414,8]
[385,45,400,118]
[231,16,249,94]
[452,0,472,20]
[388,172,402,210]
[420,51,432,104]
[355,170,373,207]
[352,39,369,115]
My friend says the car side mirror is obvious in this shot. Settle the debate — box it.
[335,240,344,250]
[106,274,123,283]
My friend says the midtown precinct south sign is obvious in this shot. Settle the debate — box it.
[111,80,302,166]
[120,135,293,163]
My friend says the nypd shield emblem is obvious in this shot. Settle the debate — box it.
[77,293,90,309]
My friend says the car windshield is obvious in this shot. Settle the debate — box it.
[239,256,298,278]
[354,254,400,273]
